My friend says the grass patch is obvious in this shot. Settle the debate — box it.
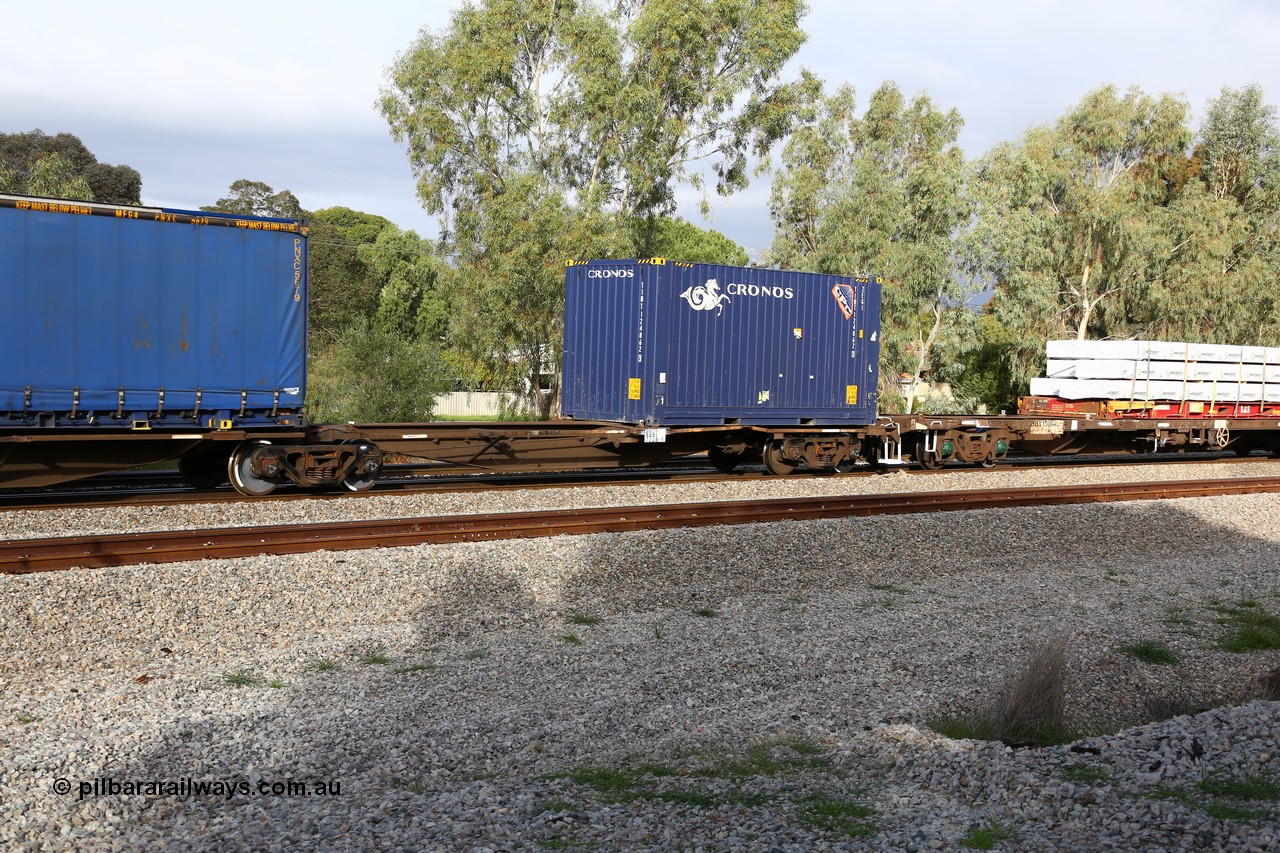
[1061,764,1111,784]
[305,657,339,672]
[718,737,830,778]
[531,799,576,814]
[546,739,874,837]
[868,583,909,595]
[17,714,40,725]
[960,822,1019,849]
[797,792,876,838]
[464,649,489,661]
[566,612,603,626]
[1104,567,1128,585]
[360,654,392,666]
[555,766,649,803]
[219,670,265,687]
[694,608,718,618]
[931,638,1079,747]
[1117,640,1181,665]
[266,679,287,689]
[559,634,583,645]
[1215,601,1280,652]
[1143,770,1279,822]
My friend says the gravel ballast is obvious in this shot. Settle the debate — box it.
[1,461,1278,851]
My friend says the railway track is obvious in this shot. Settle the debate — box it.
[4,475,1279,574]
[0,451,1271,512]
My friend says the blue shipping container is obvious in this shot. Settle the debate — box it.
[562,259,881,425]
[0,195,307,427]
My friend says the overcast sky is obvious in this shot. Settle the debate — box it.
[6,1,1279,253]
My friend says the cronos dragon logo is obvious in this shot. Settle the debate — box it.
[679,279,731,316]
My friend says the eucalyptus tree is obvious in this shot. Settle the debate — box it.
[0,130,140,203]
[769,81,975,412]
[307,207,397,345]
[5,152,94,200]
[379,0,815,415]
[202,179,304,219]
[632,216,749,265]
[968,85,1191,391]
[1142,84,1280,343]
[971,86,1190,341]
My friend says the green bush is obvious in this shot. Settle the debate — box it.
[306,320,450,423]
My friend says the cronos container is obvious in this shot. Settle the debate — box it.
[0,194,307,428]
[561,258,881,425]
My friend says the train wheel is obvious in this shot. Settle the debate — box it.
[833,453,858,474]
[341,467,379,492]
[914,438,945,471]
[341,472,378,492]
[179,452,229,490]
[979,454,999,469]
[708,447,743,473]
[228,442,279,497]
[340,440,382,492]
[762,440,800,476]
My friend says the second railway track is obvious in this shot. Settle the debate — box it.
[5,475,1279,574]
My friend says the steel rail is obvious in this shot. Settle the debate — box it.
[4,476,1279,574]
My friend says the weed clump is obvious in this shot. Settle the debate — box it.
[1118,640,1180,665]
[1216,603,1280,652]
[1257,664,1280,700]
[933,638,1075,747]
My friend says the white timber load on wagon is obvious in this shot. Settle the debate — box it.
[1029,340,1280,403]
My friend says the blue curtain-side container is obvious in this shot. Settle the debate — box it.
[0,195,307,427]
[562,259,881,425]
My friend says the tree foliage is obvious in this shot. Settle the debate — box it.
[202,179,304,218]
[1139,84,1280,342]
[362,227,448,342]
[770,81,977,411]
[970,85,1190,377]
[307,207,395,345]
[305,319,449,423]
[969,84,1280,394]
[632,216,749,265]
[381,0,814,228]
[0,130,140,203]
[380,0,814,415]
[444,174,625,418]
